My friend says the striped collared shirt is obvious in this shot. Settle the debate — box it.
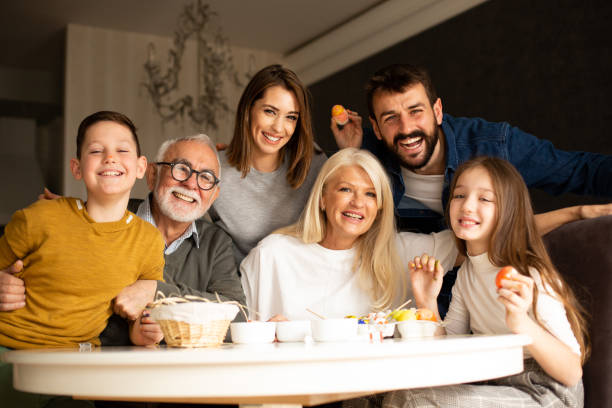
[136,194,200,255]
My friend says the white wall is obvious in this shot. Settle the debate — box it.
[63,23,282,199]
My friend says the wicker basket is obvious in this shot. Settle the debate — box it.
[149,297,240,348]
[156,318,231,348]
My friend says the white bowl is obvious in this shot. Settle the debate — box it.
[276,320,312,342]
[230,321,276,344]
[397,320,438,339]
[311,318,358,342]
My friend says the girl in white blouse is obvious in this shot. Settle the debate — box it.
[388,156,587,407]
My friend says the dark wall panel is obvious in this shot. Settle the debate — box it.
[309,0,612,212]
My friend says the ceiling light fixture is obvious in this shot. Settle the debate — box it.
[143,0,244,131]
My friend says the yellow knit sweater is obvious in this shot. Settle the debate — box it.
[0,197,164,349]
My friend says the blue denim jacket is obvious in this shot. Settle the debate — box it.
[363,113,612,233]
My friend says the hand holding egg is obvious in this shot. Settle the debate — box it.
[330,104,363,149]
[331,105,349,129]
[495,266,518,289]
[495,267,535,333]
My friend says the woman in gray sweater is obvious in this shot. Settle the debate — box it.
[209,65,326,265]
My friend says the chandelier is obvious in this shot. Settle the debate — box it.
[143,0,244,131]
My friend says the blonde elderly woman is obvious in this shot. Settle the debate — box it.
[240,148,457,321]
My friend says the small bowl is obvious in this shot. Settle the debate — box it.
[276,320,312,342]
[311,318,358,342]
[230,321,276,344]
[397,320,438,339]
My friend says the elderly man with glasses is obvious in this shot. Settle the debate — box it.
[0,134,246,344]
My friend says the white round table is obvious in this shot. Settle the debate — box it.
[3,334,530,406]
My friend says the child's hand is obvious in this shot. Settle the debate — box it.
[133,309,163,346]
[497,273,534,333]
[409,253,444,308]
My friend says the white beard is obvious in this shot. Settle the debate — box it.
[154,184,208,223]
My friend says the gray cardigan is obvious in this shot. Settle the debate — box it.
[100,199,246,345]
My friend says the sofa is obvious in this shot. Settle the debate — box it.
[543,215,612,407]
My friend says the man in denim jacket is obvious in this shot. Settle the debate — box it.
[333,64,611,232]
[332,64,612,314]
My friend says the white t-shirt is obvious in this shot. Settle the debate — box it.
[240,230,457,321]
[443,252,581,357]
[400,167,445,214]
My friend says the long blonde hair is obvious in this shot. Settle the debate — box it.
[446,156,590,363]
[277,148,403,309]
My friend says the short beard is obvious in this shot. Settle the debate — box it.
[388,126,440,171]
[154,179,208,223]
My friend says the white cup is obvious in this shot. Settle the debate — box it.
[311,318,358,342]
[276,320,312,342]
[397,320,438,339]
[230,321,276,344]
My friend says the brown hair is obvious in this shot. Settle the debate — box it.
[446,156,590,363]
[365,64,437,120]
[76,111,141,159]
[226,64,314,188]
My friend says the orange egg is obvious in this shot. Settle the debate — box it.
[331,105,349,126]
[416,308,437,322]
[495,266,517,289]
[331,104,345,117]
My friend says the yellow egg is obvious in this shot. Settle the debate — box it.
[395,309,417,321]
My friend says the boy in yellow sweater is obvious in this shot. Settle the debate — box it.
[0,111,165,406]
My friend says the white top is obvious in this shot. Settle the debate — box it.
[400,167,445,214]
[240,230,457,321]
[443,253,581,356]
[210,151,327,265]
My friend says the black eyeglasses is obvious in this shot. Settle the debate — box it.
[156,162,220,191]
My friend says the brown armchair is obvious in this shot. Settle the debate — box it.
[543,215,612,408]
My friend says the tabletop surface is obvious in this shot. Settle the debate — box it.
[4,334,531,405]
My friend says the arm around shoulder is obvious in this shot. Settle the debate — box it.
[506,124,612,196]
[535,202,612,236]
[0,261,26,312]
